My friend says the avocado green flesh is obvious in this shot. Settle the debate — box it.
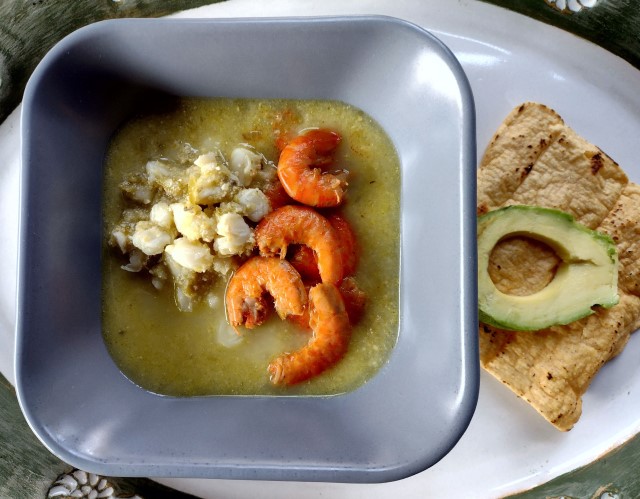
[478,205,619,332]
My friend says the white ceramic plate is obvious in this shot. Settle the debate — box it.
[3,0,640,496]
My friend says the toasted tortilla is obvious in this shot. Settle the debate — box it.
[478,102,640,431]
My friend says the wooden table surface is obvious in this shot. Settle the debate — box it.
[2,1,640,497]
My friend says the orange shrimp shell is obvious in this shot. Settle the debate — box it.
[277,129,347,208]
[225,256,307,330]
[269,283,351,385]
[255,205,344,285]
[289,211,359,281]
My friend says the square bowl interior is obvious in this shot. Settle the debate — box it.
[16,16,478,483]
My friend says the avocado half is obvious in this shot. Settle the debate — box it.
[478,205,619,331]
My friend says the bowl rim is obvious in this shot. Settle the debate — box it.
[16,14,478,483]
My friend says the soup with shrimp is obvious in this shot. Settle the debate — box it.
[102,98,400,396]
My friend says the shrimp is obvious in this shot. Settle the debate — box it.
[269,283,351,385]
[255,205,343,285]
[289,212,359,282]
[225,256,307,330]
[286,277,366,331]
[277,129,348,207]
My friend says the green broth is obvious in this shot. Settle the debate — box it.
[102,98,400,396]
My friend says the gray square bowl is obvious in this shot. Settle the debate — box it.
[16,16,478,483]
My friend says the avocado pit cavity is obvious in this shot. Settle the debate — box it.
[489,236,560,296]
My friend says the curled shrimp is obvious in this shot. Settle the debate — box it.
[277,129,348,207]
[286,212,365,327]
[269,283,351,385]
[255,205,343,285]
[225,256,307,330]
[289,212,359,282]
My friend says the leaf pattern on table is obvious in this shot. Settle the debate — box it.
[546,0,598,12]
